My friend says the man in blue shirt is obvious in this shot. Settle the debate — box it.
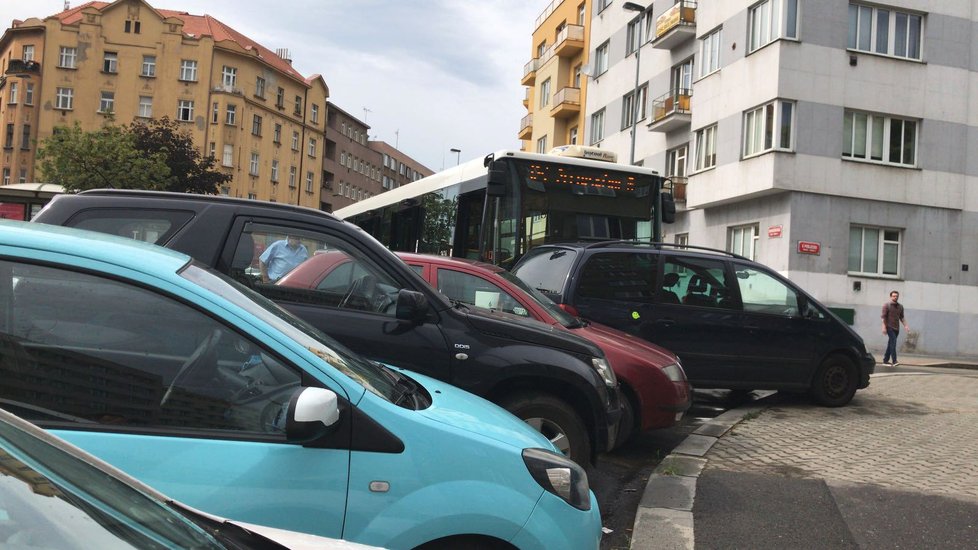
[259,235,308,282]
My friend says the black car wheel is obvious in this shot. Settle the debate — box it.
[615,391,636,445]
[500,393,591,465]
[810,354,858,407]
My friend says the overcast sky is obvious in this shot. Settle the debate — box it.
[1,0,547,171]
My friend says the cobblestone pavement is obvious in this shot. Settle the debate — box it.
[705,373,978,501]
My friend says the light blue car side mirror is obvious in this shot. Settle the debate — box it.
[286,387,340,444]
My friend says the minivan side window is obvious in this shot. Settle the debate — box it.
[662,255,737,309]
[578,252,658,303]
[734,264,801,316]
[231,223,401,316]
[0,260,300,435]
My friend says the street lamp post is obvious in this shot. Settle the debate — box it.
[622,2,647,166]
[450,148,461,167]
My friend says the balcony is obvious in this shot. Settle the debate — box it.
[652,0,697,50]
[555,25,585,57]
[518,113,533,140]
[664,176,687,202]
[5,59,41,76]
[521,58,539,86]
[523,88,530,108]
[550,87,580,119]
[648,89,692,133]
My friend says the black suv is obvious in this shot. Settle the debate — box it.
[512,242,875,407]
[34,190,620,463]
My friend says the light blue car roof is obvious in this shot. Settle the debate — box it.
[4,219,191,274]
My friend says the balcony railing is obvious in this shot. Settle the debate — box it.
[649,88,692,132]
[5,59,41,75]
[522,58,539,86]
[518,113,533,140]
[555,24,585,57]
[550,87,581,118]
[664,176,687,201]
[652,0,697,49]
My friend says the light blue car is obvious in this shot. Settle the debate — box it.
[0,220,602,550]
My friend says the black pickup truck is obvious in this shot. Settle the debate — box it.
[35,190,620,463]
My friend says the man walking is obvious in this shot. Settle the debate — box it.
[259,235,308,283]
[881,290,910,366]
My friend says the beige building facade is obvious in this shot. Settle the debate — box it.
[519,0,590,153]
[0,0,327,208]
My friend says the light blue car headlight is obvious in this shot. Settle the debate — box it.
[522,448,591,511]
[592,357,617,387]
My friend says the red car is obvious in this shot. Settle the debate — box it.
[278,250,692,440]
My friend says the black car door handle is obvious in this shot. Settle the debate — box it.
[654,319,675,328]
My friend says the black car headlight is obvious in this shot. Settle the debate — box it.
[522,448,591,511]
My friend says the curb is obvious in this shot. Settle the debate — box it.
[628,392,780,550]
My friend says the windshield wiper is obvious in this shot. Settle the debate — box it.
[391,372,420,407]
[450,299,470,311]
[535,287,558,294]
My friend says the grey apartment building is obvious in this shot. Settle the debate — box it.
[576,0,977,357]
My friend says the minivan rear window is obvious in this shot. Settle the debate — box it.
[511,248,578,295]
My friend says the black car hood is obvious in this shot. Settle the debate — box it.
[461,307,602,358]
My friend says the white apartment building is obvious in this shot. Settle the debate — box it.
[581,0,978,358]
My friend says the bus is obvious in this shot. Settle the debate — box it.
[335,147,674,268]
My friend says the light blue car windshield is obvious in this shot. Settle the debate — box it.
[180,263,397,402]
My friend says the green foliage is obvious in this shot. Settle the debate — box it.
[127,117,230,194]
[36,122,171,192]
[419,192,458,255]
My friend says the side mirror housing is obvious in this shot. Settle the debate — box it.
[660,191,676,224]
[486,160,506,198]
[286,387,340,444]
[395,289,429,324]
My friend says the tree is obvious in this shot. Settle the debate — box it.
[36,122,172,192]
[127,117,230,194]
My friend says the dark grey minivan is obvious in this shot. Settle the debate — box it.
[512,242,875,407]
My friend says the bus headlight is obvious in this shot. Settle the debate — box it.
[592,357,617,387]
[522,448,591,511]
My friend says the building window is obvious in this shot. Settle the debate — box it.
[843,110,916,166]
[1,168,8,184]
[626,16,643,56]
[594,41,609,75]
[311,104,319,123]
[569,126,578,145]
[596,0,611,12]
[209,142,216,158]
[98,91,115,113]
[701,27,722,76]
[621,85,648,130]
[222,66,237,88]
[589,109,605,144]
[578,2,586,24]
[24,83,33,106]
[4,124,12,148]
[748,0,799,53]
[225,105,237,126]
[273,123,282,144]
[177,99,194,121]
[536,135,548,153]
[141,55,156,77]
[307,137,317,157]
[222,144,233,167]
[271,160,280,182]
[249,153,260,176]
[59,47,77,68]
[124,20,141,33]
[294,95,303,115]
[743,99,794,157]
[291,131,299,151]
[694,124,718,171]
[340,152,347,165]
[728,224,760,260]
[667,144,688,179]
[306,171,314,192]
[848,4,922,60]
[276,87,285,108]
[22,45,34,62]
[289,166,297,188]
[103,52,118,73]
[180,60,198,81]
[21,124,30,150]
[211,102,219,124]
[539,78,551,108]
[55,87,74,110]
[255,76,266,98]
[849,226,900,276]
[7,82,17,104]
[18,168,27,183]
[252,115,262,136]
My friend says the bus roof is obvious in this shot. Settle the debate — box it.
[333,149,660,220]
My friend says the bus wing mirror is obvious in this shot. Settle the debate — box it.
[487,161,506,197]
[660,192,676,224]
[395,289,429,324]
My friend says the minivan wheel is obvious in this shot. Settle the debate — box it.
[810,355,858,407]
[500,393,591,464]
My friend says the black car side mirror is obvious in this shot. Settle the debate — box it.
[395,289,429,324]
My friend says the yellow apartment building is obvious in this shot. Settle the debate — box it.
[0,0,328,208]
[519,0,589,152]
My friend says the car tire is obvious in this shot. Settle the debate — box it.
[500,392,591,465]
[810,354,858,407]
[615,391,637,445]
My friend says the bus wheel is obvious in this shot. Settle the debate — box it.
[500,392,591,466]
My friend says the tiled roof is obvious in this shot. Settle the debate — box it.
[49,1,306,84]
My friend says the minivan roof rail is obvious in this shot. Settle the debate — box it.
[581,240,751,262]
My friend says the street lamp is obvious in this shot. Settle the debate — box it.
[622,2,647,166]
[450,148,461,166]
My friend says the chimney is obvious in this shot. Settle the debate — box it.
[275,48,292,65]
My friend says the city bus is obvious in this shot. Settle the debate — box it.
[335,147,674,268]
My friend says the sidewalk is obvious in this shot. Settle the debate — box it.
[628,356,978,549]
